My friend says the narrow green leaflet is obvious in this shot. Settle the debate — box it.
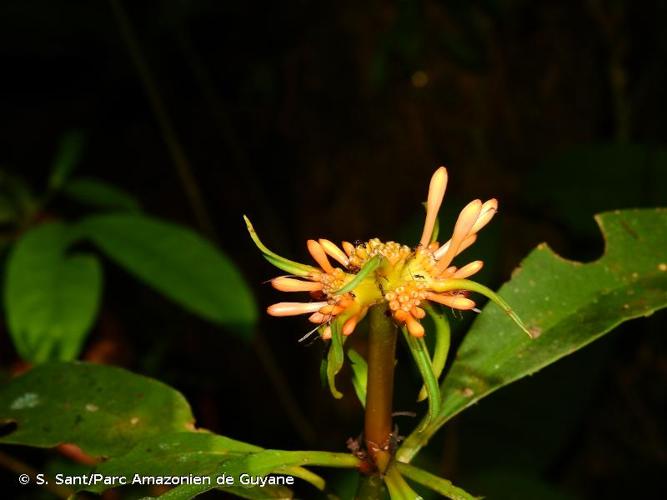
[402,329,440,427]
[431,278,532,337]
[384,465,423,500]
[417,305,450,401]
[243,215,318,277]
[4,222,102,362]
[396,463,478,500]
[242,449,360,475]
[334,254,382,295]
[0,362,194,456]
[348,349,368,407]
[63,177,140,212]
[399,209,667,461]
[327,319,345,399]
[79,214,257,339]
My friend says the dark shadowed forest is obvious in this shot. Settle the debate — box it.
[1,1,666,499]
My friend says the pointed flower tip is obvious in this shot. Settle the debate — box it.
[242,214,254,234]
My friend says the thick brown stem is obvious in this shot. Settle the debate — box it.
[364,303,397,473]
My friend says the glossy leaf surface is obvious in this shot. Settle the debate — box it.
[399,209,667,460]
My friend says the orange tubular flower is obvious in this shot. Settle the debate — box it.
[246,167,530,341]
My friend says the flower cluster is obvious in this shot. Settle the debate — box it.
[246,167,521,340]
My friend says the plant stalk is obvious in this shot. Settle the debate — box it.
[364,303,398,473]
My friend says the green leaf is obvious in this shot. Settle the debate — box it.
[348,349,368,408]
[87,431,297,498]
[396,463,478,500]
[0,362,194,456]
[417,305,450,401]
[402,328,440,427]
[334,254,383,295]
[399,209,667,462]
[327,320,345,399]
[92,439,357,498]
[79,214,258,339]
[63,177,140,212]
[148,449,358,500]
[4,222,102,362]
[48,130,85,191]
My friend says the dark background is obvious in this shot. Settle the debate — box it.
[1,1,666,498]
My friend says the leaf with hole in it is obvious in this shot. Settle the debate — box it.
[0,362,194,457]
[63,177,140,212]
[4,222,102,362]
[399,209,667,461]
[79,214,258,339]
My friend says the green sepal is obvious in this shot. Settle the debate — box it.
[326,319,345,399]
[348,349,368,408]
[243,215,318,277]
[333,254,383,295]
[418,305,451,401]
[402,327,441,428]
[431,278,532,337]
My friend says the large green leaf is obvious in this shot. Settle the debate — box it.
[91,438,357,499]
[4,222,103,362]
[0,362,194,456]
[88,431,295,499]
[79,214,258,339]
[398,209,667,461]
[63,177,140,212]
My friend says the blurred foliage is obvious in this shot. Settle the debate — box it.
[5,222,103,362]
[1,133,258,362]
[81,214,257,338]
